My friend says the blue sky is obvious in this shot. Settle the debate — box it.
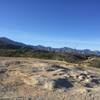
[0,0,100,50]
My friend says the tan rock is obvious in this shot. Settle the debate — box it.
[43,80,55,91]
[22,76,39,86]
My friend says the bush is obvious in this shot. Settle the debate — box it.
[0,49,88,63]
[88,58,100,68]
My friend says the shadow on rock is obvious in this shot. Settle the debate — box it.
[54,78,73,89]
[46,65,70,72]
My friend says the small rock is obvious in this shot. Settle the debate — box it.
[23,76,39,86]
[70,71,79,79]
[78,75,85,81]
[84,78,91,84]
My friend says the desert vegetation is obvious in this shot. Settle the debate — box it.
[0,48,90,63]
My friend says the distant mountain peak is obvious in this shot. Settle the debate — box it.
[0,37,16,43]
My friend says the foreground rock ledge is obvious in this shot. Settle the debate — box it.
[0,57,100,100]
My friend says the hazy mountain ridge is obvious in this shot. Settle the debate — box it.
[0,37,100,56]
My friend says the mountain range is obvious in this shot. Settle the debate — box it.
[0,37,100,56]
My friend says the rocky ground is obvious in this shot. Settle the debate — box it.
[0,57,100,100]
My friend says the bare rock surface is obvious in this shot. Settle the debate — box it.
[0,57,100,100]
